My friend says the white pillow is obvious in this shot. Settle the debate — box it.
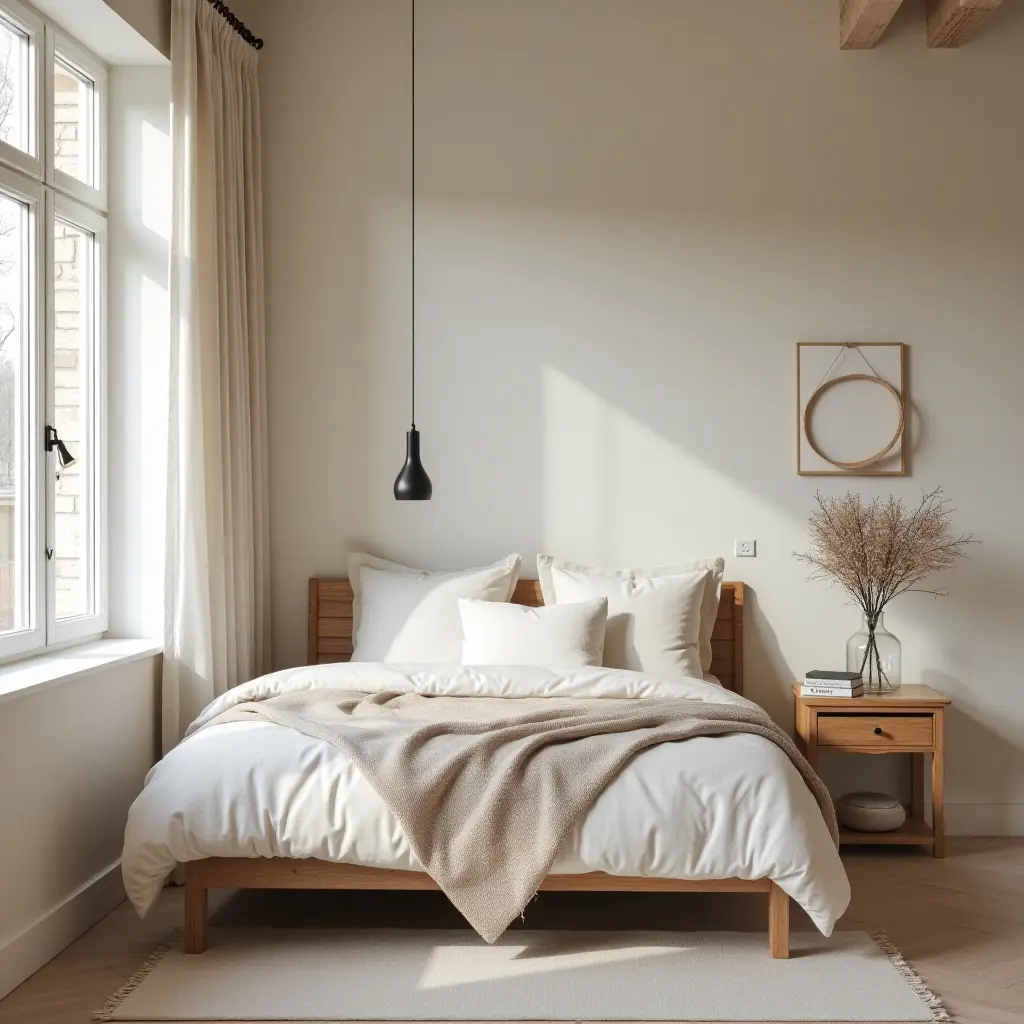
[537,555,725,674]
[348,553,521,663]
[459,597,608,668]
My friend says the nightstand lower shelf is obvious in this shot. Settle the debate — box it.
[794,684,950,858]
[839,815,933,846]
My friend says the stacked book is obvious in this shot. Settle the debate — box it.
[801,670,863,698]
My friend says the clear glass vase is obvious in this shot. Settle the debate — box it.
[847,612,902,691]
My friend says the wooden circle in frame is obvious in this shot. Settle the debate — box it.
[802,373,905,471]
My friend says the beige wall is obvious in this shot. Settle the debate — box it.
[253,0,1024,833]
[101,0,263,58]
[101,0,170,57]
[0,656,160,998]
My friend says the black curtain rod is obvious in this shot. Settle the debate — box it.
[206,0,264,50]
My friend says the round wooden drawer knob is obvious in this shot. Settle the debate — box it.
[873,727,883,735]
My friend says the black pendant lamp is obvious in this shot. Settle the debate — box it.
[394,0,432,501]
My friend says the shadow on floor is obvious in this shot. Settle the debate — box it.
[210,887,801,933]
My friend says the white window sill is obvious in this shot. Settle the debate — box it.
[0,639,162,705]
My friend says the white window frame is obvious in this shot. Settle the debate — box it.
[45,27,106,212]
[0,0,106,664]
[0,0,42,181]
[0,160,43,660]
[46,190,106,645]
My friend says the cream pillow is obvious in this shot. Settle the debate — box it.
[537,555,725,675]
[459,597,608,668]
[349,553,521,663]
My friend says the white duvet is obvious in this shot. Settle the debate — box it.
[122,664,850,934]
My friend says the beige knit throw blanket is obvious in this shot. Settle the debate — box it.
[203,690,838,942]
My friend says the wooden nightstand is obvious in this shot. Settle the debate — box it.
[793,684,950,857]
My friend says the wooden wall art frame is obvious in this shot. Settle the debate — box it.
[797,342,907,477]
[179,577,793,960]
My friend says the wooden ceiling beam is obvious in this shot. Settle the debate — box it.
[840,0,906,49]
[926,0,1005,47]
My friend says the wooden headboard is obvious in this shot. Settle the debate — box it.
[307,579,745,694]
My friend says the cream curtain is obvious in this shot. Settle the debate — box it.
[164,0,271,751]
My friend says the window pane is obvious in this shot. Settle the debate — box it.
[54,59,95,187]
[54,218,93,620]
[0,16,30,155]
[0,192,30,634]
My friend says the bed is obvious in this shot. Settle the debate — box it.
[122,578,849,959]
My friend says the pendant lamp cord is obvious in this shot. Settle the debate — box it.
[410,0,416,430]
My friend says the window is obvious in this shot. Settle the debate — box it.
[0,17,30,154]
[48,33,104,208]
[53,61,92,186]
[0,0,40,178]
[0,0,105,662]
[0,188,32,638]
[50,199,102,639]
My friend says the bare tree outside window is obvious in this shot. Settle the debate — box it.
[0,20,22,149]
[0,33,21,632]
[0,57,17,627]
[0,194,19,630]
[0,31,20,490]
[0,26,20,458]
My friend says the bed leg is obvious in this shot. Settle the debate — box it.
[768,882,790,959]
[184,866,208,954]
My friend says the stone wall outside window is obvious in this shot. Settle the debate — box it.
[53,69,87,619]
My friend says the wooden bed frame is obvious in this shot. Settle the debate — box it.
[184,576,792,958]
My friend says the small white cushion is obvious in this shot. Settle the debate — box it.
[459,597,608,668]
[836,792,907,833]
[348,553,521,663]
[536,556,713,680]
[537,555,725,675]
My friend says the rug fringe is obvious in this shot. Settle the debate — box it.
[92,929,180,1022]
[870,928,952,1023]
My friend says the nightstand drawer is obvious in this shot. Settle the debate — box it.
[817,714,933,748]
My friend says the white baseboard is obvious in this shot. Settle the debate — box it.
[0,860,124,1000]
[946,802,1024,836]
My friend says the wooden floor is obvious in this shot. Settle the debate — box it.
[0,838,1020,1024]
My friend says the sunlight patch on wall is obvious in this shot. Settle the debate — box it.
[541,365,791,568]
[141,118,171,242]
[541,366,609,561]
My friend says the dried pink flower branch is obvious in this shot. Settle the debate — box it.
[795,487,973,684]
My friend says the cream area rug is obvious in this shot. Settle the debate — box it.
[96,928,949,1023]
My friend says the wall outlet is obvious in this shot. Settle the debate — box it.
[735,539,757,557]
